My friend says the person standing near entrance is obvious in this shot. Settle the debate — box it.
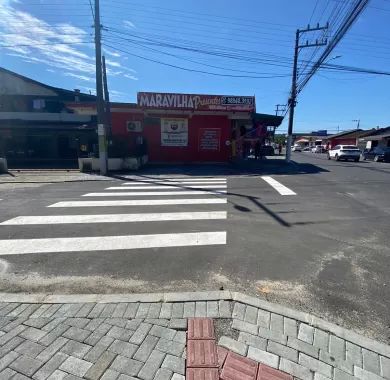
[255,140,261,160]
[278,143,283,155]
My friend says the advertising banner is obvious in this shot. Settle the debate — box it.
[199,128,221,151]
[161,118,188,147]
[138,92,255,112]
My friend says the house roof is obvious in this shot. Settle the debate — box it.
[0,67,96,101]
[252,113,283,127]
[359,126,390,141]
[328,129,376,140]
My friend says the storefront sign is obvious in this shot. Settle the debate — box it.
[138,92,255,112]
[161,118,188,146]
[199,128,221,151]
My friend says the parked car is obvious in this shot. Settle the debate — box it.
[361,147,390,162]
[302,147,311,152]
[328,145,361,161]
[292,145,302,152]
[260,145,275,156]
[311,146,326,153]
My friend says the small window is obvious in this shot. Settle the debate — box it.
[33,99,45,110]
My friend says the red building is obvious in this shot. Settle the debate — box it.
[68,92,282,164]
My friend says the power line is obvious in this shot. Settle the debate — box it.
[0,41,93,48]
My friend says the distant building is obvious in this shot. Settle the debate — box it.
[327,129,376,149]
[358,127,390,150]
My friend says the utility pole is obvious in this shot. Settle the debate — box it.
[275,104,287,116]
[353,119,360,129]
[286,23,328,162]
[102,55,112,138]
[94,0,107,175]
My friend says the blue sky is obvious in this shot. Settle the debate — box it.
[0,0,389,133]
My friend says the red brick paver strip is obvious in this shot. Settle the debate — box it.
[188,318,215,340]
[217,345,229,368]
[187,339,218,368]
[220,351,258,380]
[257,364,293,380]
[187,367,220,380]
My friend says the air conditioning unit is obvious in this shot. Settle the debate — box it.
[127,120,142,132]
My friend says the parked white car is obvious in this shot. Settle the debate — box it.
[328,145,361,162]
[292,145,302,152]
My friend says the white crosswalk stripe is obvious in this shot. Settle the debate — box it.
[0,176,228,255]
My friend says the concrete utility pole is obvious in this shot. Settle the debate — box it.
[94,0,108,175]
[102,55,112,137]
[286,24,328,162]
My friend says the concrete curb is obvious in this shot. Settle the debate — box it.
[0,291,389,359]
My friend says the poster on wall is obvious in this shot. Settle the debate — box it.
[199,128,221,151]
[161,118,188,146]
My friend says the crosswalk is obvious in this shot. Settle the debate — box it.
[0,176,228,256]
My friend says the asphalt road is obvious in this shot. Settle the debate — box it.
[0,153,389,343]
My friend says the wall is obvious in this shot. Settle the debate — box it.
[111,111,231,162]
[330,137,357,148]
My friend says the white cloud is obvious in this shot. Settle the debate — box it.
[104,49,121,58]
[64,72,94,82]
[124,73,138,81]
[123,20,136,29]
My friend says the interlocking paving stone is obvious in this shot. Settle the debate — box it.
[126,319,143,331]
[218,301,231,318]
[160,304,173,319]
[75,304,95,318]
[380,355,390,378]
[298,323,314,345]
[100,369,119,380]
[313,329,330,351]
[105,319,127,328]
[87,305,106,319]
[47,369,68,380]
[279,358,312,380]
[238,332,267,351]
[183,302,195,318]
[258,327,287,345]
[33,352,69,380]
[0,351,20,371]
[270,314,284,335]
[257,310,270,329]
[130,323,152,345]
[188,318,214,340]
[61,340,92,359]
[65,318,90,329]
[134,335,161,362]
[0,336,24,357]
[363,348,381,375]
[9,354,43,377]
[100,304,117,319]
[173,331,187,344]
[161,354,185,375]
[109,339,138,359]
[112,304,127,319]
[110,355,143,377]
[329,335,346,359]
[11,373,31,380]
[149,325,176,341]
[117,375,138,380]
[15,339,46,358]
[2,317,28,333]
[0,368,17,380]
[138,350,166,380]
[287,336,319,358]
[136,304,151,319]
[333,368,355,380]
[24,318,52,329]
[156,337,185,357]
[123,304,139,319]
[345,341,362,367]
[145,319,169,327]
[257,364,293,380]
[244,306,258,325]
[221,351,258,380]
[42,318,67,333]
[107,326,133,341]
[247,346,279,369]
[232,319,258,335]
[40,324,69,346]
[172,303,184,319]
[354,366,384,380]
[147,304,162,319]
[84,344,108,363]
[314,373,332,380]
[187,339,218,368]
[0,324,26,345]
[217,346,229,368]
[206,302,218,318]
[283,318,297,338]
[267,341,298,363]
[319,349,353,374]
[195,302,207,318]
[299,353,332,378]
[63,327,91,343]
[84,332,105,347]
[219,337,248,356]
[187,368,219,380]
[154,368,173,380]
[42,305,62,319]
[84,351,116,380]
[168,319,187,330]
[59,356,93,377]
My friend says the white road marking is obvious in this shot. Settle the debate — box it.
[0,211,227,225]
[0,231,227,255]
[48,198,227,207]
[107,185,227,190]
[122,178,226,183]
[261,176,296,195]
[83,190,227,197]
[122,181,226,185]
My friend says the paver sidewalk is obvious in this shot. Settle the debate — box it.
[0,292,389,380]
